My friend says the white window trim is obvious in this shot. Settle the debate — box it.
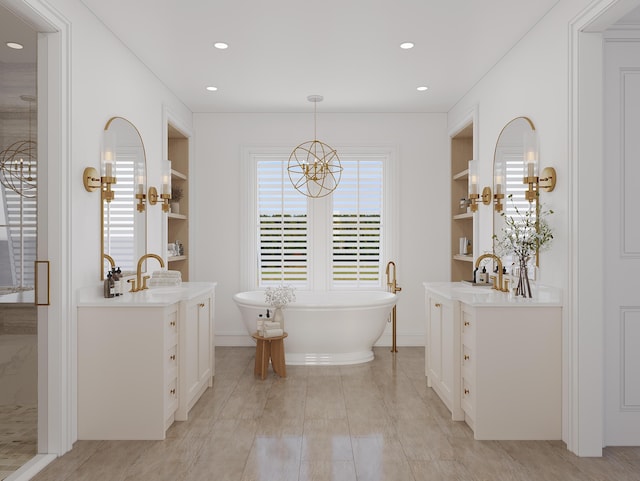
[241,144,398,291]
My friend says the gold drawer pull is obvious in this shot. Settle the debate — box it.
[464,355,470,360]
[434,303,442,308]
[170,321,176,327]
[170,388,176,395]
[170,354,176,361]
[464,321,470,326]
[464,389,470,395]
[199,303,205,308]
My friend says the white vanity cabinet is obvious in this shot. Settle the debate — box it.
[78,304,180,440]
[176,290,214,421]
[77,282,216,440]
[424,282,562,440]
[425,290,463,420]
[460,303,561,440]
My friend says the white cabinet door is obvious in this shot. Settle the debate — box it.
[197,295,212,386]
[425,289,463,420]
[427,296,443,388]
[177,288,214,420]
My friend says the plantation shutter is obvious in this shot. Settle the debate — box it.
[257,159,308,287]
[332,158,383,288]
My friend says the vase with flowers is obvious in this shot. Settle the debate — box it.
[264,285,296,330]
[493,195,553,298]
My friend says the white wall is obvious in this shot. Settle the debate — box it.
[447,0,598,451]
[41,0,193,443]
[193,113,448,346]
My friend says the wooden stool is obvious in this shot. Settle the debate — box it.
[251,332,288,380]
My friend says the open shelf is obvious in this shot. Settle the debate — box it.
[452,169,469,181]
[450,123,474,281]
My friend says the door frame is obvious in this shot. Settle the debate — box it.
[568,0,640,457]
[1,0,72,478]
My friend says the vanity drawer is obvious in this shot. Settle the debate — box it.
[166,345,178,383]
[165,311,178,348]
[461,310,474,347]
[461,376,475,422]
[462,344,474,379]
[165,378,178,418]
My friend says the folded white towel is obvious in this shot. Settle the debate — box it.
[263,321,281,329]
[148,278,182,287]
[263,328,284,338]
[152,270,182,279]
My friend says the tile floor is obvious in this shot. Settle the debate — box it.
[0,405,36,481]
[27,347,640,481]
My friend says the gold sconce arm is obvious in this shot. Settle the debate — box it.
[83,167,116,202]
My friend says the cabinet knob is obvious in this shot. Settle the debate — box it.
[464,354,470,360]
[170,321,176,327]
[464,321,470,326]
[199,303,205,308]
[170,388,176,395]
[435,303,442,308]
[464,388,470,395]
[170,354,176,361]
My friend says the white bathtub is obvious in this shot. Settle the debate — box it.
[232,290,398,365]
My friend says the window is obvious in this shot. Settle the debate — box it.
[243,147,395,291]
[332,159,383,288]
[257,159,308,286]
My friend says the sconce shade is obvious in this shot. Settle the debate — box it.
[523,130,539,180]
[468,159,478,196]
[102,130,117,180]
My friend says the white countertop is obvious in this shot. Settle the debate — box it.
[423,281,562,307]
[77,282,217,307]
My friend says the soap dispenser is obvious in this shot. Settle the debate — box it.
[478,266,488,284]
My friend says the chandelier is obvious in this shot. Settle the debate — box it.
[288,95,342,198]
[0,95,37,198]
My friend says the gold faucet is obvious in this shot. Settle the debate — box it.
[475,253,507,292]
[103,253,115,269]
[385,261,402,294]
[385,261,402,354]
[128,253,165,292]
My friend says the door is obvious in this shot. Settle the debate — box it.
[603,35,640,445]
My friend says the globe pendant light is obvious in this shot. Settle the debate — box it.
[288,95,342,198]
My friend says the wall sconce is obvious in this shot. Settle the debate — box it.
[468,159,479,212]
[83,129,117,202]
[159,160,172,212]
[523,130,556,201]
[494,157,504,212]
[135,159,146,212]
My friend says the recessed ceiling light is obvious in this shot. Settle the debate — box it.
[206,86,218,91]
[400,42,414,49]
[213,42,228,49]
[6,42,24,50]
[417,86,429,91]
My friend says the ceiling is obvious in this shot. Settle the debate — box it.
[77,0,562,113]
[3,1,640,114]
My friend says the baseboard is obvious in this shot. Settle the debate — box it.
[5,454,56,481]
[214,332,424,347]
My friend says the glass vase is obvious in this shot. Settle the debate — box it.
[515,256,533,298]
[273,307,284,332]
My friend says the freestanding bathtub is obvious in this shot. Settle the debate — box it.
[232,290,398,365]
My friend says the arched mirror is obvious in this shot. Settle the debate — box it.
[492,117,539,267]
[101,117,147,278]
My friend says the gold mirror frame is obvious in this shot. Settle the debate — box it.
[492,116,540,267]
[100,117,148,279]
